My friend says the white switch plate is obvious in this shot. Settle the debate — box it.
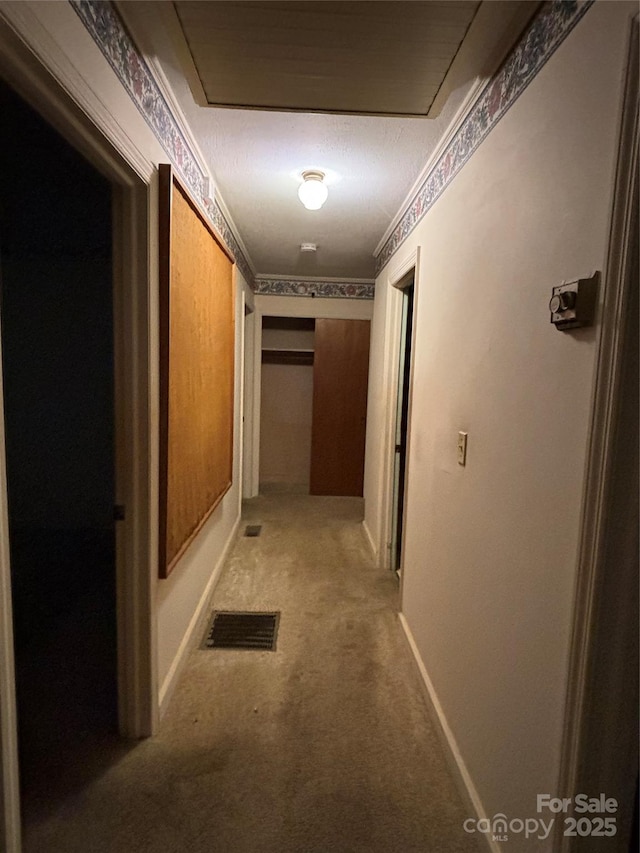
[457,431,468,466]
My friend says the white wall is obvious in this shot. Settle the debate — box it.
[364,1,636,843]
[259,323,315,490]
[262,325,315,351]
[260,363,314,490]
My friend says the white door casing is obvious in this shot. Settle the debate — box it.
[0,8,158,849]
[557,16,639,852]
[378,247,421,572]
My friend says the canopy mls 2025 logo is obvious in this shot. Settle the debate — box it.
[463,792,618,843]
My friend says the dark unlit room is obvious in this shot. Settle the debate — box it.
[0,2,637,852]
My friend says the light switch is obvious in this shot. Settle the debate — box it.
[457,431,468,466]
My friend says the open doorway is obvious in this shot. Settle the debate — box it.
[0,81,119,822]
[260,316,315,494]
[390,277,415,574]
[258,314,371,498]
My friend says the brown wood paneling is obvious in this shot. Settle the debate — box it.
[310,319,370,496]
[158,164,234,578]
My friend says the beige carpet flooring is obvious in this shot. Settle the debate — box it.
[23,494,481,852]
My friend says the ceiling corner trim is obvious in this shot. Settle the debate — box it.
[212,192,256,283]
[254,277,375,300]
[427,1,542,119]
[373,74,486,260]
[375,0,595,275]
[143,52,212,190]
[158,1,209,108]
[71,0,255,288]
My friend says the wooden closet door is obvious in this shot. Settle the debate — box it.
[310,318,370,496]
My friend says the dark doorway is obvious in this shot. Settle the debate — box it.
[391,280,414,572]
[0,81,118,821]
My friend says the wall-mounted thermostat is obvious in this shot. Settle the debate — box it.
[549,272,599,331]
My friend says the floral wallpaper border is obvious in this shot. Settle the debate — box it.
[375,0,594,274]
[71,0,594,292]
[72,0,254,286]
[254,278,375,300]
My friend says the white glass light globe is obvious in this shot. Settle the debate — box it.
[298,172,328,210]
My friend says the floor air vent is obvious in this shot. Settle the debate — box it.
[202,611,279,651]
[244,524,262,537]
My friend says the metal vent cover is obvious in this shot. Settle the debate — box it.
[202,611,279,651]
[244,524,262,537]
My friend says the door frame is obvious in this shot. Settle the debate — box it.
[556,16,638,851]
[0,14,156,851]
[242,302,257,500]
[248,296,374,498]
[377,247,421,572]
[389,279,414,574]
[0,337,20,853]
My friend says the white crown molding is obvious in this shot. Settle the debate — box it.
[115,2,211,188]
[143,56,211,196]
[70,0,257,286]
[374,0,595,271]
[255,274,375,285]
[375,2,539,256]
[215,191,256,278]
[157,0,209,109]
[373,76,485,259]
[427,0,539,119]
[116,1,256,279]
[0,1,154,184]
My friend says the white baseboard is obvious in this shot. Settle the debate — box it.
[398,613,499,853]
[361,518,377,562]
[159,516,241,716]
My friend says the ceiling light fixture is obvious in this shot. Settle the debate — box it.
[298,170,328,210]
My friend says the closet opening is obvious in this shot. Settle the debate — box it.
[259,316,316,494]
[258,314,371,498]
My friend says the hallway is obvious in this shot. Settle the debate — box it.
[24,495,480,852]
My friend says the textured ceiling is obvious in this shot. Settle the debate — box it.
[121,1,535,280]
[173,1,480,117]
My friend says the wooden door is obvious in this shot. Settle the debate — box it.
[310,319,370,496]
